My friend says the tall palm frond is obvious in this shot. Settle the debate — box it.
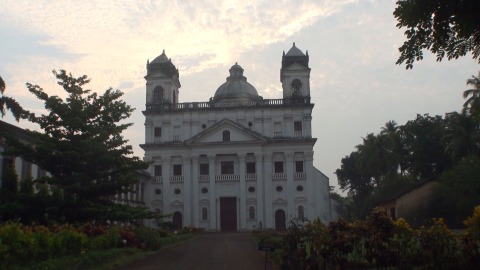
[463,72,480,115]
[442,111,480,162]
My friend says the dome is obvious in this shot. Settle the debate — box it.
[285,42,305,56]
[213,63,262,102]
[151,50,169,64]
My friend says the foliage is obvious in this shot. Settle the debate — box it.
[429,156,480,228]
[278,206,480,269]
[394,0,480,69]
[0,75,25,120]
[443,111,480,162]
[0,221,190,269]
[464,71,480,116]
[462,206,480,268]
[3,70,152,223]
[336,114,452,219]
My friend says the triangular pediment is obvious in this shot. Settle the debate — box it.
[273,198,287,205]
[170,200,183,206]
[284,62,310,71]
[186,119,267,144]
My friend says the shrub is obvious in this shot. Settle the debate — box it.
[134,226,164,250]
[51,225,88,256]
[0,222,36,268]
[461,206,480,268]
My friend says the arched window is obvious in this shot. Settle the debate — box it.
[291,79,302,96]
[222,130,230,142]
[201,207,208,221]
[249,206,255,220]
[153,86,164,103]
[298,205,305,221]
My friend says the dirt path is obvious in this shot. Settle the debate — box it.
[114,232,274,270]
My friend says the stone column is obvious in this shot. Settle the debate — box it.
[238,153,246,230]
[183,156,192,226]
[162,157,171,215]
[255,153,264,230]
[286,152,295,220]
[305,151,315,218]
[208,154,216,230]
[145,119,153,144]
[264,152,273,229]
[191,156,199,227]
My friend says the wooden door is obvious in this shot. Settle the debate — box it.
[220,197,237,231]
[172,211,183,230]
[275,209,286,231]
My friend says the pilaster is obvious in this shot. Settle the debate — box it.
[191,156,199,227]
[286,152,295,220]
[162,157,171,215]
[208,154,217,230]
[305,151,314,218]
[238,153,246,230]
[255,153,264,229]
[264,152,273,229]
[183,156,192,226]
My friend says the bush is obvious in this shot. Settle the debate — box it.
[277,207,480,269]
[134,226,164,250]
[51,225,88,256]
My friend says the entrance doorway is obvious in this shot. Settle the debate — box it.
[275,209,286,231]
[220,197,237,231]
[172,211,183,229]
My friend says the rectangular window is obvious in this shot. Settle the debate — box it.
[154,127,162,137]
[154,165,162,176]
[221,161,234,175]
[294,121,302,132]
[295,161,304,173]
[246,162,256,174]
[274,161,284,173]
[199,163,209,175]
[274,122,282,137]
[173,164,182,176]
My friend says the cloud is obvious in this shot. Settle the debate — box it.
[0,0,355,95]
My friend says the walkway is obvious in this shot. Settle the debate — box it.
[114,232,274,270]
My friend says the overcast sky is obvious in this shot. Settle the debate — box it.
[1,0,479,193]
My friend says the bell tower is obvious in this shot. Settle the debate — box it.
[145,50,181,104]
[280,43,311,99]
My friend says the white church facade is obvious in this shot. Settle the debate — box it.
[141,44,332,231]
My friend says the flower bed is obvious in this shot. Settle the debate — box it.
[0,222,192,269]
[268,206,480,269]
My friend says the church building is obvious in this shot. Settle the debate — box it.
[140,43,332,231]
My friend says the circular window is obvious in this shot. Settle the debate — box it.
[201,187,208,194]
[296,185,304,192]
[155,189,162,195]
[248,186,255,193]
[174,188,181,195]
[202,124,207,129]
[276,186,283,192]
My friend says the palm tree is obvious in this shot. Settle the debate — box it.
[463,72,480,115]
[442,111,480,163]
[380,120,406,175]
[0,75,24,121]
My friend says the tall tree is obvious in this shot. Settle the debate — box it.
[442,111,480,162]
[393,0,480,69]
[0,75,24,120]
[5,70,152,223]
[463,72,480,115]
[401,114,451,180]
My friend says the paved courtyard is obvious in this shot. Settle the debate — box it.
[114,232,274,270]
